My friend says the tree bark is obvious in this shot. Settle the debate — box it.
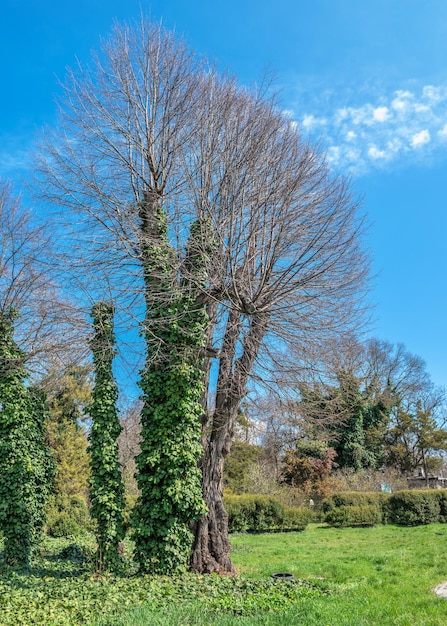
[190,309,269,573]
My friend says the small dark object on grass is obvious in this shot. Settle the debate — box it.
[271,572,294,580]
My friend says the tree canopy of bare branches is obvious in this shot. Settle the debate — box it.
[0,181,85,376]
[35,17,370,573]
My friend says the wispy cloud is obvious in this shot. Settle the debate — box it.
[297,84,447,175]
[0,131,32,181]
[0,150,30,176]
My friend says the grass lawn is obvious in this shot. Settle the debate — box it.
[228,523,447,625]
[2,524,447,625]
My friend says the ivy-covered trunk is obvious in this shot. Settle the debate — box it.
[88,302,125,571]
[0,311,55,568]
[132,191,210,574]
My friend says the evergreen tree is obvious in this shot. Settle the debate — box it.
[0,311,55,568]
[332,372,372,471]
[43,365,91,497]
[88,303,125,571]
[298,372,389,472]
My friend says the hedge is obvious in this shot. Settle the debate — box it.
[388,490,441,526]
[322,491,391,513]
[436,490,447,522]
[224,494,310,532]
[325,504,382,528]
[323,489,447,527]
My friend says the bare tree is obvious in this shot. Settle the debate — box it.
[35,18,369,573]
[186,77,369,572]
[0,181,85,376]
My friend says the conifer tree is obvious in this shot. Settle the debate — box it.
[43,365,92,498]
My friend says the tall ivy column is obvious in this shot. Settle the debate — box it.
[0,311,55,568]
[88,302,125,571]
[132,192,207,574]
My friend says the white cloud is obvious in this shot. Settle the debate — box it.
[302,114,327,129]
[411,129,430,147]
[373,107,390,122]
[297,83,447,174]
[0,149,30,176]
[422,85,445,103]
[368,146,388,159]
[327,146,341,163]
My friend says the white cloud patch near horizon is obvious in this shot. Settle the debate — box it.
[297,84,447,175]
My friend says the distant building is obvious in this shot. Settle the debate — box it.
[407,470,447,489]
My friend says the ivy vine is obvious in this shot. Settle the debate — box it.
[132,197,213,574]
[0,310,55,568]
[88,302,125,571]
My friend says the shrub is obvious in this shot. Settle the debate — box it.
[225,494,310,532]
[388,490,441,526]
[332,467,408,493]
[436,490,447,522]
[322,491,390,513]
[325,504,382,528]
[58,542,94,564]
[282,507,312,531]
[46,494,91,537]
[225,494,283,532]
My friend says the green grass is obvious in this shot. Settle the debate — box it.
[103,524,447,626]
[1,524,447,625]
[228,523,447,625]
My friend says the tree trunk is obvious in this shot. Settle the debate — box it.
[190,309,269,573]
[189,431,236,574]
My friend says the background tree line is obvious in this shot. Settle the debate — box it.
[224,336,447,501]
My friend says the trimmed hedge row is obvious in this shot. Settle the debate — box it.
[322,491,390,512]
[388,490,444,526]
[224,494,311,533]
[324,490,447,528]
[325,504,382,528]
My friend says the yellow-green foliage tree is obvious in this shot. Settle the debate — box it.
[42,365,92,497]
[224,441,264,494]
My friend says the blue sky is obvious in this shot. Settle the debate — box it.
[1,0,446,389]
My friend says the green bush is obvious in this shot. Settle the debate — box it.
[225,494,283,532]
[58,541,94,564]
[46,494,91,537]
[282,507,312,531]
[436,490,447,522]
[322,491,390,513]
[225,494,309,532]
[388,490,441,526]
[325,504,382,528]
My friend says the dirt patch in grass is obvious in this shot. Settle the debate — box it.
[433,582,447,598]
